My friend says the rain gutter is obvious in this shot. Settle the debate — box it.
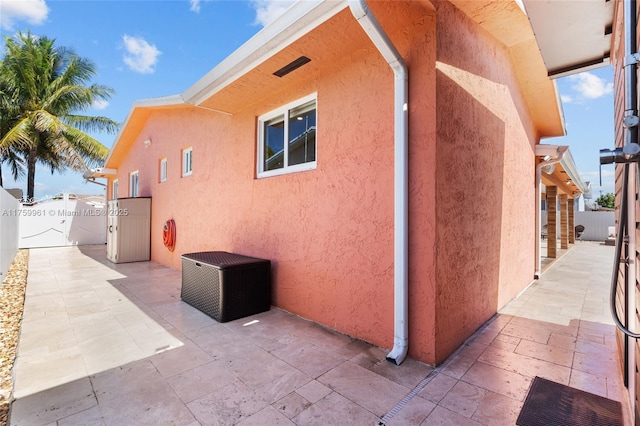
[348,0,409,365]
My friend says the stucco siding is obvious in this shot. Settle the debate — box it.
[434,1,538,362]
[110,2,438,358]
[108,0,549,366]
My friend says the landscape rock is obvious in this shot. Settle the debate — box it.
[0,251,28,426]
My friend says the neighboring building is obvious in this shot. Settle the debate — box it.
[525,0,640,420]
[94,0,588,365]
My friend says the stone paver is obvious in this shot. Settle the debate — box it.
[9,242,632,425]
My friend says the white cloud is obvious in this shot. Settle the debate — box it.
[92,99,109,110]
[580,170,615,194]
[0,0,49,30]
[190,0,200,13]
[250,0,296,26]
[122,35,161,74]
[567,72,613,100]
[560,94,573,103]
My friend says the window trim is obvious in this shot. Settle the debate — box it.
[112,179,118,200]
[182,147,193,177]
[257,93,317,179]
[159,157,167,183]
[129,171,139,197]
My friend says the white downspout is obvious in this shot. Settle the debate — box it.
[534,146,567,278]
[348,0,409,365]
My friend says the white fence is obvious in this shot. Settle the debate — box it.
[541,211,615,241]
[0,188,20,279]
[19,194,107,249]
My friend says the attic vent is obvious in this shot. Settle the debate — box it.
[273,56,311,78]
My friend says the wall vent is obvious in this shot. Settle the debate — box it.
[273,56,311,77]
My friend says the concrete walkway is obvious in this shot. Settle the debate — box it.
[9,242,631,425]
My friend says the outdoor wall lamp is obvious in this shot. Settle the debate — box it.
[144,139,152,148]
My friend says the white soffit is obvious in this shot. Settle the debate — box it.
[523,0,613,78]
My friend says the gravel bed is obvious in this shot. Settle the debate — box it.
[0,250,28,426]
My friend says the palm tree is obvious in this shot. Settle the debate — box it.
[0,70,25,188]
[0,31,119,200]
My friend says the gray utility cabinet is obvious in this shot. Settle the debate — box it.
[107,197,151,263]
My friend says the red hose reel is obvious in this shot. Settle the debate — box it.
[163,219,176,252]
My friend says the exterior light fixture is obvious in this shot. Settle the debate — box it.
[144,139,152,148]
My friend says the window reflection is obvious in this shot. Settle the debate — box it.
[264,115,284,171]
[288,100,316,166]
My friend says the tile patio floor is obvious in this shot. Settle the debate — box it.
[9,242,632,425]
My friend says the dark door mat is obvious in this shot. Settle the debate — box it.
[516,376,623,426]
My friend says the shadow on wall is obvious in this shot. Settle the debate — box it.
[434,64,507,363]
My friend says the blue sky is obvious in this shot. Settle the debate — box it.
[0,0,616,200]
[553,67,616,199]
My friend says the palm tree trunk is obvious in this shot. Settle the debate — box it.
[27,146,37,201]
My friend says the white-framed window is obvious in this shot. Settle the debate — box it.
[182,147,193,177]
[257,93,317,178]
[112,179,118,200]
[130,171,139,197]
[159,158,167,183]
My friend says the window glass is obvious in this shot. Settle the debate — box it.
[264,115,284,171]
[130,172,138,197]
[183,148,193,177]
[288,100,316,166]
[160,158,167,182]
[257,94,317,178]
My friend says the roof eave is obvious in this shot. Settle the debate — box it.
[182,0,349,106]
[522,0,614,79]
[106,1,351,170]
[536,144,589,196]
[559,148,589,195]
[448,0,566,137]
[104,94,186,168]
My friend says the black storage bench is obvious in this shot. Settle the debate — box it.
[181,251,271,323]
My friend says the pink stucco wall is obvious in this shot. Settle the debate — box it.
[433,1,538,361]
[110,0,543,365]
[111,2,439,362]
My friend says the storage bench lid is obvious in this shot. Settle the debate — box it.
[182,251,270,269]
